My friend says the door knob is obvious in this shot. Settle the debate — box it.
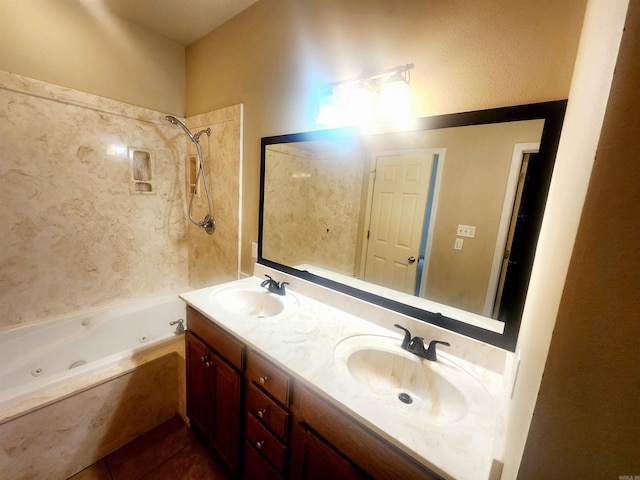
[408,256,416,264]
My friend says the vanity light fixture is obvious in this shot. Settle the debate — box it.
[316,63,415,127]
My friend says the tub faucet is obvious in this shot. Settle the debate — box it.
[260,275,289,296]
[170,318,185,335]
[393,324,450,361]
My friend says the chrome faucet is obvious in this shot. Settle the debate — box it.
[170,318,185,335]
[394,324,450,361]
[260,275,289,296]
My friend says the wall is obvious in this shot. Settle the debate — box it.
[262,144,365,275]
[518,0,639,476]
[502,0,630,477]
[185,0,587,276]
[0,71,191,329]
[186,107,243,287]
[0,1,185,115]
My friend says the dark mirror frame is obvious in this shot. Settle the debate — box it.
[258,100,567,351]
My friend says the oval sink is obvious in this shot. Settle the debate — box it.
[209,286,298,319]
[347,348,468,424]
[334,335,470,425]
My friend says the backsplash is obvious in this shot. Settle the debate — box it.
[0,71,240,330]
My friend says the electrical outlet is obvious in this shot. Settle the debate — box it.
[251,242,258,258]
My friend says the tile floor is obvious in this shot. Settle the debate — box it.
[67,415,230,480]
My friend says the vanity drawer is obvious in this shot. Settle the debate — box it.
[245,350,291,407]
[246,413,287,473]
[244,440,283,480]
[247,381,289,441]
[187,307,244,370]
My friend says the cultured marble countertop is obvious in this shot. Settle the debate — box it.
[180,275,504,480]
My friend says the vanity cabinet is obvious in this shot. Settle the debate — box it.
[186,306,441,480]
[185,308,244,477]
[289,384,442,480]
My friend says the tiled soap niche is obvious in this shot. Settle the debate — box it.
[128,147,156,194]
[187,154,200,197]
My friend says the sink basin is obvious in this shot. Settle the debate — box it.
[334,335,470,424]
[210,286,298,319]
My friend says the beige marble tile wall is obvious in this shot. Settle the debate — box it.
[263,144,364,276]
[0,70,191,330]
[186,106,243,287]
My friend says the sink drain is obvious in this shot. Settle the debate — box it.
[398,392,413,404]
[31,368,44,377]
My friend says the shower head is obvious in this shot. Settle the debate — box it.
[165,115,196,142]
[165,115,211,145]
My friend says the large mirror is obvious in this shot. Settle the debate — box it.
[259,101,566,351]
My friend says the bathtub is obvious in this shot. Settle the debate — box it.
[0,294,185,414]
[0,294,188,480]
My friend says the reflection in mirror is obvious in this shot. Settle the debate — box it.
[259,102,566,350]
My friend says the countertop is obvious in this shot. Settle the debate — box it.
[180,274,505,480]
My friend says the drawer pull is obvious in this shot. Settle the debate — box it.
[259,376,268,385]
[256,440,265,450]
[256,409,266,419]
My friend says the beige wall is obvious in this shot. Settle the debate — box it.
[502,0,630,477]
[0,0,185,115]
[518,0,639,476]
[410,121,544,314]
[185,0,587,275]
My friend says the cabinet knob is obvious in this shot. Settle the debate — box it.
[256,409,266,419]
[200,355,207,363]
[256,440,264,450]
[205,361,212,368]
[259,376,268,385]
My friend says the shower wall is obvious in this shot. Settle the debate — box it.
[0,70,192,330]
[186,106,243,287]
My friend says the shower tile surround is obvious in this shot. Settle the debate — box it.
[263,143,364,276]
[0,71,241,478]
[0,70,242,330]
[185,107,243,288]
[181,264,516,479]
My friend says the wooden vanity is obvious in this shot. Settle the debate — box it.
[185,306,441,479]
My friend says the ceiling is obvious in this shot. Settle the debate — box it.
[88,0,258,46]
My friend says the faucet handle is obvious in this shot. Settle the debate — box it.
[425,340,450,361]
[393,324,412,350]
[277,281,289,295]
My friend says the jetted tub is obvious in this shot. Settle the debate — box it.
[0,294,187,480]
[0,294,185,413]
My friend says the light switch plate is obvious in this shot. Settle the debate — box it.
[457,224,476,238]
[454,238,464,250]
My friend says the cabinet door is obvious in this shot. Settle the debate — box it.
[290,423,369,480]
[211,350,242,474]
[186,332,243,476]
[186,332,215,437]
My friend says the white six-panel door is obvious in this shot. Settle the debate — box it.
[363,151,437,294]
